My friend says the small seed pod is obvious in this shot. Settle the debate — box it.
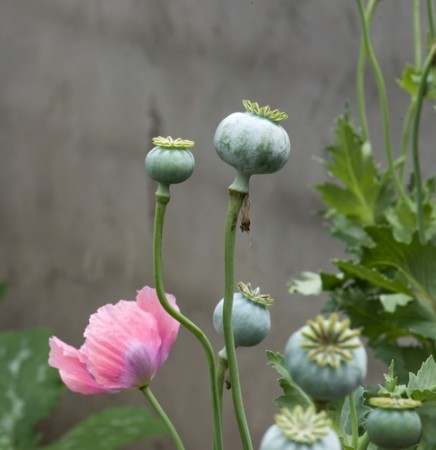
[284,314,367,402]
[213,282,273,347]
[259,406,341,450]
[145,136,195,186]
[366,397,422,449]
[214,100,291,193]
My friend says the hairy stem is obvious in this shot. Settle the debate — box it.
[348,392,359,449]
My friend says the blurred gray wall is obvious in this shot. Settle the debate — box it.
[1,0,433,448]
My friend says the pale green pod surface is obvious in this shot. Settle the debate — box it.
[259,424,341,450]
[145,146,195,185]
[213,292,271,347]
[214,111,290,177]
[284,315,367,402]
[366,408,422,449]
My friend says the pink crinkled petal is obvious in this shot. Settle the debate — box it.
[82,300,162,389]
[136,286,180,366]
[48,337,110,394]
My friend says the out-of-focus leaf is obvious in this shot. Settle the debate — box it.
[334,260,412,296]
[266,351,312,410]
[40,407,168,450]
[339,387,371,434]
[379,293,414,313]
[397,64,436,99]
[327,214,372,253]
[418,402,436,445]
[362,226,436,311]
[0,283,7,304]
[287,271,344,296]
[374,344,433,383]
[0,328,64,450]
[407,356,436,402]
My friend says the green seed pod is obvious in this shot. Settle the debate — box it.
[259,406,341,450]
[214,100,291,193]
[366,398,422,449]
[145,136,195,186]
[284,314,367,402]
[213,282,273,347]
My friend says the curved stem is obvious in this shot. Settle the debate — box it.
[356,0,378,142]
[427,0,436,41]
[356,431,370,450]
[415,0,422,68]
[348,393,359,449]
[153,193,223,450]
[399,99,417,183]
[355,0,410,206]
[223,190,253,450]
[141,386,185,450]
[411,43,436,244]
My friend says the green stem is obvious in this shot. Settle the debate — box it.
[153,193,223,450]
[141,386,185,450]
[356,431,370,450]
[399,98,417,183]
[427,0,436,41]
[356,0,378,142]
[415,0,422,68]
[355,0,410,206]
[411,43,436,244]
[348,393,359,449]
[223,190,253,450]
[216,348,228,412]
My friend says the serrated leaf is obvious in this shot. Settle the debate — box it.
[266,351,312,410]
[0,328,65,450]
[407,356,436,401]
[362,226,436,311]
[374,344,433,383]
[40,407,168,450]
[334,260,413,296]
[317,116,385,224]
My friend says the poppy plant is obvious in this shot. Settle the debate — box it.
[49,286,180,394]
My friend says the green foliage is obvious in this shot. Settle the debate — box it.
[0,328,65,450]
[0,284,7,304]
[265,351,312,410]
[0,328,168,450]
[398,64,436,99]
[40,407,168,450]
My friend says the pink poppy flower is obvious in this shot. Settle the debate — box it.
[49,286,180,394]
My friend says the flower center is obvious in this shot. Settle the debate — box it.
[300,314,362,368]
[242,99,288,123]
[238,281,274,307]
[275,406,330,444]
[152,136,195,149]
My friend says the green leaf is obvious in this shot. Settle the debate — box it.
[40,407,168,450]
[334,260,413,296]
[266,351,312,410]
[379,293,414,313]
[316,116,385,224]
[287,271,344,296]
[339,387,371,434]
[397,64,436,99]
[327,214,372,253]
[407,356,436,402]
[0,328,65,450]
[362,226,436,310]
[374,344,433,383]
[377,360,407,397]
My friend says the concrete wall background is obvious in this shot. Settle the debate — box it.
[1,0,433,448]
